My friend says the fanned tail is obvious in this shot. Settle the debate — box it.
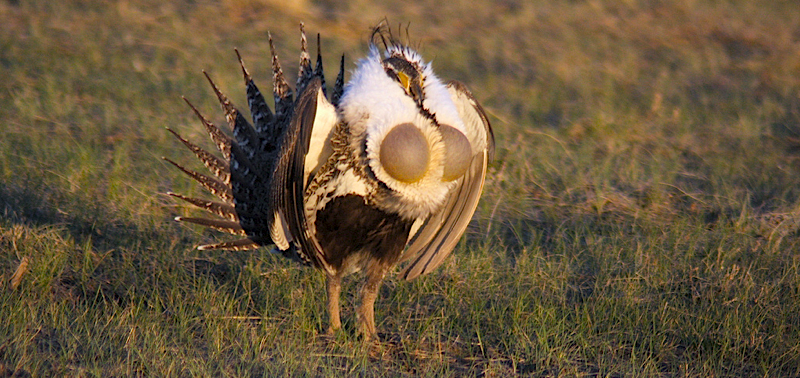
[166,24,340,253]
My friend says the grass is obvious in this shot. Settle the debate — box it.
[2,0,800,376]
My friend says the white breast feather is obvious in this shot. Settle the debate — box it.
[335,46,469,220]
[339,47,422,139]
[420,64,468,135]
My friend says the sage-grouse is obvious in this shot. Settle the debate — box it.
[166,23,494,340]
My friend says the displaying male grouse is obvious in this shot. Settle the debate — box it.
[166,23,494,340]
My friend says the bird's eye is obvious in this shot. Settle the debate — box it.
[379,123,430,183]
[383,57,424,103]
[438,124,472,181]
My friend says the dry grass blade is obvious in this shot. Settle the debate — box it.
[10,256,30,290]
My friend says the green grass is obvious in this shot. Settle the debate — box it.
[2,0,800,376]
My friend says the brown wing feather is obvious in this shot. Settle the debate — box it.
[399,81,494,280]
[399,152,488,279]
[272,77,334,274]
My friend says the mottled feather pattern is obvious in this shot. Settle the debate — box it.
[197,238,259,251]
[166,128,231,185]
[181,97,233,161]
[203,72,261,163]
[304,120,375,233]
[296,23,314,98]
[177,217,246,236]
[235,49,275,138]
[163,157,233,202]
[269,32,294,127]
[169,26,337,252]
[167,192,237,221]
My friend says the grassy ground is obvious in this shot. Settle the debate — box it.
[2,0,800,376]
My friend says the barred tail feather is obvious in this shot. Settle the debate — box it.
[331,54,345,106]
[235,49,276,139]
[175,217,246,236]
[269,32,293,124]
[182,97,232,160]
[198,238,260,251]
[203,72,262,162]
[167,192,237,221]
[163,157,233,202]
[315,34,327,97]
[166,128,230,184]
[296,22,313,97]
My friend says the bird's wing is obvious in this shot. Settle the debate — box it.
[272,76,338,275]
[399,80,495,280]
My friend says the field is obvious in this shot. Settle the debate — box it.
[2,0,800,376]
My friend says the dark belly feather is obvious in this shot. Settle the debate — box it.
[314,194,413,271]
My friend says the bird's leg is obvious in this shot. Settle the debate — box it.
[326,273,342,335]
[357,265,387,341]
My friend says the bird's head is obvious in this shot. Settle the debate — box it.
[338,35,473,219]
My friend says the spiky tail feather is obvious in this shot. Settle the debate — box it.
[166,23,346,252]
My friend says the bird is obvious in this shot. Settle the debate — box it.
[164,22,494,341]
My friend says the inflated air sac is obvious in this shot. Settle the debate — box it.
[380,123,430,183]
[439,124,472,181]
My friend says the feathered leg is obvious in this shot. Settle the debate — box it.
[357,266,388,341]
[326,273,343,334]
